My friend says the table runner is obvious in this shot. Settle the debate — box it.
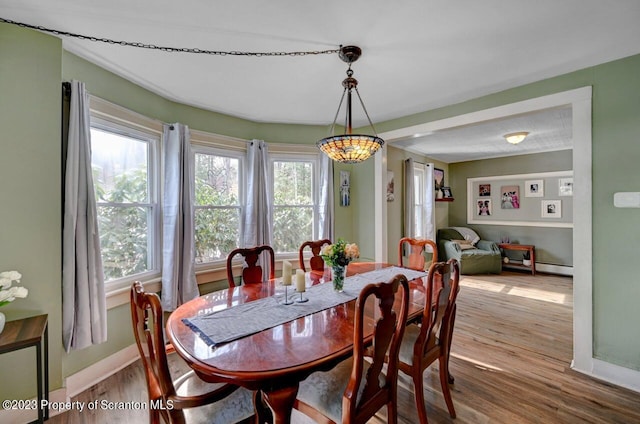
[183,266,427,347]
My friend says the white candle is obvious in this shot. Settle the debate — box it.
[296,269,306,292]
[282,260,292,285]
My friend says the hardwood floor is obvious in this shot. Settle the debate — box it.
[49,272,640,423]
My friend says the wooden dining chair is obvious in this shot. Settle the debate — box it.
[398,237,438,271]
[298,239,331,272]
[397,259,460,424]
[130,282,255,424]
[226,245,275,287]
[294,274,410,424]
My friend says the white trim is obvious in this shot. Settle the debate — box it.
[65,345,140,399]
[0,344,140,423]
[90,95,163,135]
[374,143,388,262]
[575,358,640,394]
[466,171,574,227]
[571,93,593,374]
[536,263,573,276]
[376,86,601,387]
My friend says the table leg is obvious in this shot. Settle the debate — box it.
[36,342,43,423]
[44,323,49,420]
[261,385,298,424]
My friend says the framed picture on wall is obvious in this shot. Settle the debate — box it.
[479,184,491,197]
[542,200,562,218]
[559,177,573,196]
[340,170,350,207]
[441,186,453,198]
[434,168,444,192]
[500,185,520,209]
[386,170,394,202]
[477,199,492,216]
[525,179,544,197]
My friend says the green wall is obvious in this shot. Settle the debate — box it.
[371,55,640,371]
[449,150,573,266]
[2,21,640,406]
[0,24,64,400]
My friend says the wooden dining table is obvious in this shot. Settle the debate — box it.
[166,262,429,424]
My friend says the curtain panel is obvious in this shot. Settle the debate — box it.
[243,140,273,280]
[161,123,198,311]
[62,80,107,352]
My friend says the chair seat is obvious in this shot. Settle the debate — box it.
[176,370,254,423]
[297,358,381,423]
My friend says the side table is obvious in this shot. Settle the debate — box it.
[498,243,536,276]
[0,314,49,423]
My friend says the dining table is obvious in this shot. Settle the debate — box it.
[166,262,430,424]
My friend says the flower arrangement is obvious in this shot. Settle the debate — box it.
[321,239,359,292]
[320,239,360,267]
[0,270,28,307]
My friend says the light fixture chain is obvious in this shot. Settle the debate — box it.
[353,87,379,135]
[0,17,340,57]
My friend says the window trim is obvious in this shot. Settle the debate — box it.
[414,163,426,238]
[270,151,320,258]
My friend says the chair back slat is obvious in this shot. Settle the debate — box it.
[226,245,275,287]
[298,239,331,272]
[398,237,438,271]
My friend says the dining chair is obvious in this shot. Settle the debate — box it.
[397,259,460,424]
[298,239,331,272]
[294,274,410,424]
[397,237,438,271]
[226,245,275,287]
[130,282,255,424]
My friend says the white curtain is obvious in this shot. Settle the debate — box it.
[403,159,436,242]
[318,153,334,241]
[62,80,107,352]
[243,139,273,280]
[161,123,198,311]
[424,163,436,241]
[403,158,415,238]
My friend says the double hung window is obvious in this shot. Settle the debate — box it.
[90,118,160,285]
[271,153,319,255]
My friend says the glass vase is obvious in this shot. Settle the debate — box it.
[0,311,5,335]
[332,265,346,292]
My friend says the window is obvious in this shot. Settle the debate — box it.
[271,155,318,254]
[90,120,160,284]
[193,148,244,264]
[414,163,426,237]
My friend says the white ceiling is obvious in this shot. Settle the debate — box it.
[2,0,640,162]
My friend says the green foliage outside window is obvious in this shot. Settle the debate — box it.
[94,168,151,281]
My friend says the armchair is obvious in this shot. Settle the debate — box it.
[437,227,502,274]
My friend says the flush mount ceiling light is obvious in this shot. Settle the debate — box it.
[317,46,384,164]
[504,131,529,144]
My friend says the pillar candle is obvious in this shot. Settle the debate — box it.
[296,269,306,292]
[282,260,292,285]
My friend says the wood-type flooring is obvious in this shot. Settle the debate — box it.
[48,272,640,423]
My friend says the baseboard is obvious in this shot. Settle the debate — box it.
[66,344,140,398]
[0,344,139,424]
[589,358,640,393]
[536,263,573,276]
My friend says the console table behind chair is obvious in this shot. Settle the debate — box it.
[0,314,49,423]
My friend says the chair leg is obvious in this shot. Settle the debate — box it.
[413,368,429,424]
[388,399,398,424]
[446,307,458,384]
[439,355,456,418]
